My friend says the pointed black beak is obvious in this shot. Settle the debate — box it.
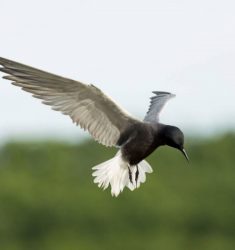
[181,148,189,162]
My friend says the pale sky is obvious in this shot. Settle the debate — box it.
[0,0,235,143]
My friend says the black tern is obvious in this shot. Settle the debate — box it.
[0,57,188,196]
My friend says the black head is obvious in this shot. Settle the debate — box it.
[162,125,189,162]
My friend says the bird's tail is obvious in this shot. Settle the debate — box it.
[92,151,153,197]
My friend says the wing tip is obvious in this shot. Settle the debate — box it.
[152,91,176,98]
[0,57,12,66]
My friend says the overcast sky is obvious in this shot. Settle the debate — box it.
[0,0,235,143]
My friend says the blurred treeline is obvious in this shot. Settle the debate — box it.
[0,134,235,250]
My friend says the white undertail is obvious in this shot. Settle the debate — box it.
[92,151,153,197]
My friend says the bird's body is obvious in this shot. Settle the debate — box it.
[0,57,188,196]
[119,122,161,165]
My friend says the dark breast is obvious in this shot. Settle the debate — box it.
[118,122,161,165]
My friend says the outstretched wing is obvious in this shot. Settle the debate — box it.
[144,91,175,123]
[0,57,138,147]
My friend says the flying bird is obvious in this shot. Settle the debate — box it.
[0,57,189,196]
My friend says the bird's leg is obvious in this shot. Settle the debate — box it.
[135,165,139,187]
[128,165,133,184]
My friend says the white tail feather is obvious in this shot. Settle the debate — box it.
[92,151,153,197]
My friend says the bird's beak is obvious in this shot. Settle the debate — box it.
[181,148,189,162]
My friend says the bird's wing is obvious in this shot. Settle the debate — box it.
[144,91,175,123]
[0,57,139,147]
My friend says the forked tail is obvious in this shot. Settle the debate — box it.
[92,151,153,197]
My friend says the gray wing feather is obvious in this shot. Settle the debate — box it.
[144,91,175,123]
[0,57,138,147]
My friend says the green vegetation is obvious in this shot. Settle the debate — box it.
[0,134,235,250]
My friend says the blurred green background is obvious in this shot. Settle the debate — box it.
[0,134,235,250]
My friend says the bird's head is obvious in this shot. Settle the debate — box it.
[163,125,189,162]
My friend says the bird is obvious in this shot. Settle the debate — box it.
[0,57,189,197]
